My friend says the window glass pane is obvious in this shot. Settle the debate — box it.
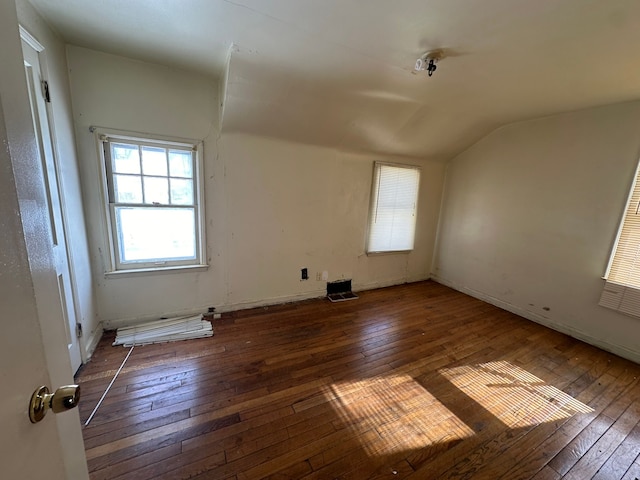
[116,207,196,262]
[143,177,169,204]
[170,178,194,205]
[141,146,167,176]
[114,174,143,203]
[169,150,193,178]
[112,143,140,174]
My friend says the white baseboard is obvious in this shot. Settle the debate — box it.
[215,290,327,314]
[101,277,432,331]
[432,275,640,365]
[82,321,103,363]
[102,289,327,330]
[354,274,430,292]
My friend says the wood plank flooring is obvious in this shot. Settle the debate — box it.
[75,281,640,479]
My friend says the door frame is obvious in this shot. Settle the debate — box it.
[20,25,86,369]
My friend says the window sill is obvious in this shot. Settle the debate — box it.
[104,264,209,278]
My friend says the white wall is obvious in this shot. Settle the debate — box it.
[220,134,444,307]
[67,46,222,328]
[16,1,98,361]
[433,101,640,363]
[67,46,445,327]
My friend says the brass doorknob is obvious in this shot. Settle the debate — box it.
[29,385,81,423]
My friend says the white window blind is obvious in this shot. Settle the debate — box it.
[367,163,420,253]
[600,160,640,317]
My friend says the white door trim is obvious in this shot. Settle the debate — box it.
[20,25,86,368]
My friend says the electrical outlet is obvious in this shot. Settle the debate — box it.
[322,271,329,281]
[301,268,308,280]
[316,272,321,281]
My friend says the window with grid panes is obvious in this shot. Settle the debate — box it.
[99,131,206,272]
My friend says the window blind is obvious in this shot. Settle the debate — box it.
[367,163,420,253]
[600,160,640,317]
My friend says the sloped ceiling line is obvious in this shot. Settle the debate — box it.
[29,0,640,160]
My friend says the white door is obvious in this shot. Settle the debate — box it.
[0,4,88,477]
[0,91,90,480]
[21,34,82,373]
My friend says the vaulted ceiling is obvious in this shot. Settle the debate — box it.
[28,0,640,160]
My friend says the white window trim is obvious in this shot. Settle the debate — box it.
[366,161,421,255]
[94,128,208,275]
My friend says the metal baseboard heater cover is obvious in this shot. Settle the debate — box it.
[327,279,358,302]
[113,314,213,346]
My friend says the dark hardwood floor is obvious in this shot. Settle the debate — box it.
[75,281,640,479]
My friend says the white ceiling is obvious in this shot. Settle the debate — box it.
[28,0,640,160]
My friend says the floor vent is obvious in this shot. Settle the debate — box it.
[327,279,359,302]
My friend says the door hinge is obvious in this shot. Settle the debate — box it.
[41,80,51,103]
[76,323,83,338]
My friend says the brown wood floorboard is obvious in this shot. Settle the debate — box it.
[75,281,640,479]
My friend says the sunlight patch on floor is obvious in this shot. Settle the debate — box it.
[325,360,593,457]
[438,361,593,427]
[325,374,474,456]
